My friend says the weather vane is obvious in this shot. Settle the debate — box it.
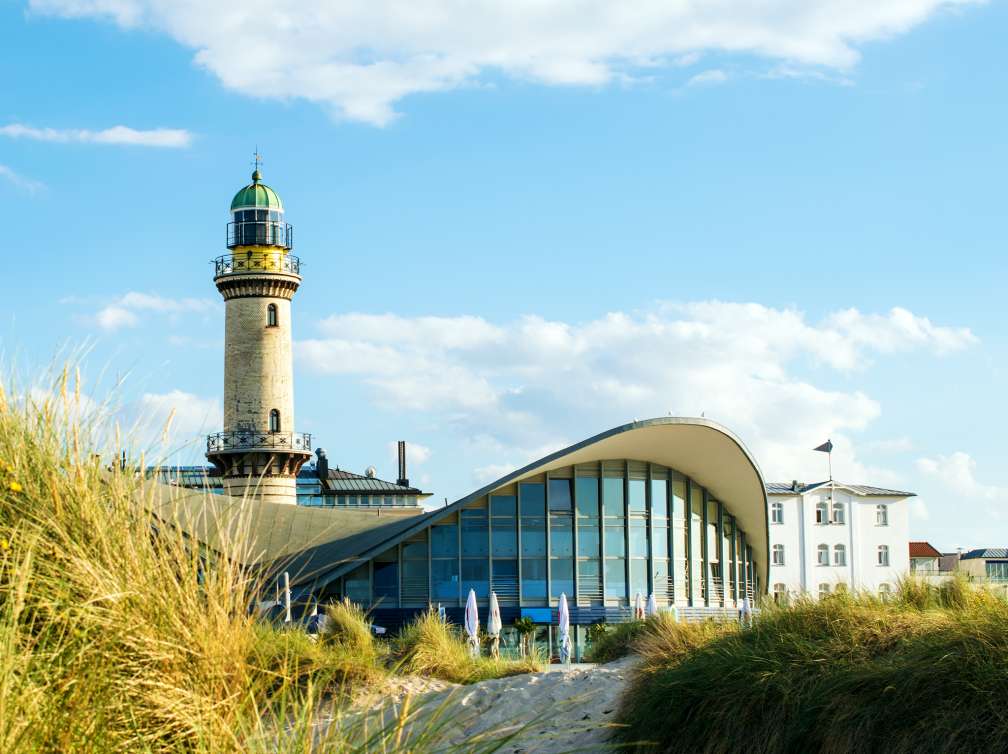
[252,148,263,173]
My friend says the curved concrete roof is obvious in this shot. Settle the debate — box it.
[314,416,769,593]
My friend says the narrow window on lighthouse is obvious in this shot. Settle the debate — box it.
[269,409,281,432]
[267,303,278,327]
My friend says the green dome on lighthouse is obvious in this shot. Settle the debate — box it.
[230,169,284,212]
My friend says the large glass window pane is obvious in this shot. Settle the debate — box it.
[629,559,648,600]
[521,559,548,599]
[430,524,458,557]
[629,479,646,514]
[492,524,517,557]
[605,526,626,557]
[578,560,601,595]
[575,477,599,518]
[629,521,648,557]
[651,478,668,519]
[431,559,459,600]
[521,518,546,557]
[344,564,369,603]
[690,484,704,601]
[461,558,489,598]
[603,477,624,517]
[653,527,669,558]
[402,540,428,560]
[551,558,574,599]
[520,483,546,517]
[604,559,627,600]
[491,495,516,517]
[577,526,600,558]
[672,477,687,518]
[461,511,489,557]
[550,515,573,557]
[549,478,573,512]
[373,561,398,604]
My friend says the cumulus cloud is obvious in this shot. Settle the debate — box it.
[0,164,45,194]
[92,292,217,331]
[126,390,222,455]
[0,123,192,148]
[297,301,975,481]
[29,0,982,125]
[916,452,1007,502]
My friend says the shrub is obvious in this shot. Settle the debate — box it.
[617,590,1008,753]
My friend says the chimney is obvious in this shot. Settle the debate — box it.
[315,448,329,482]
[397,440,409,487]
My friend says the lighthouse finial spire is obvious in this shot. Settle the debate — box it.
[251,148,263,182]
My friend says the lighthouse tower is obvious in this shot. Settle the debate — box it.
[205,162,311,505]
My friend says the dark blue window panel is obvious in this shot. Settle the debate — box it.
[461,558,489,598]
[373,561,397,604]
[492,525,517,557]
[461,515,489,557]
[551,558,574,599]
[521,518,546,557]
[491,495,516,517]
[402,541,427,560]
[520,483,546,517]
[575,477,599,518]
[430,524,458,557]
[431,560,459,601]
[548,478,573,512]
[521,558,548,599]
[578,526,600,558]
[550,515,573,557]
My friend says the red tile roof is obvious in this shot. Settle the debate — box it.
[909,541,942,559]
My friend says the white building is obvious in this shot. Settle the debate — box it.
[765,481,913,601]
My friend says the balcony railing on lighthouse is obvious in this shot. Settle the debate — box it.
[213,252,301,278]
[206,431,312,454]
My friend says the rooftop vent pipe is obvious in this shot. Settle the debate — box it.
[397,440,409,487]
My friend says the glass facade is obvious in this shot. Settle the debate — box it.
[339,459,759,614]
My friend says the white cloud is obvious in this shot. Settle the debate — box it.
[128,390,222,454]
[0,123,192,148]
[92,292,216,331]
[297,301,975,481]
[0,164,45,194]
[916,452,1008,504]
[687,69,728,87]
[29,0,983,125]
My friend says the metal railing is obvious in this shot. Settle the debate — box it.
[213,253,301,278]
[227,220,293,249]
[206,431,312,454]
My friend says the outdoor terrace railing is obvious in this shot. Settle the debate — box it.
[213,252,301,278]
[206,431,312,454]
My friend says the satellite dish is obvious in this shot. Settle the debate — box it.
[365,466,377,479]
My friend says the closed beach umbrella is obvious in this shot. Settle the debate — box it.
[646,592,658,617]
[488,592,502,637]
[558,593,572,664]
[633,592,645,620]
[464,588,480,657]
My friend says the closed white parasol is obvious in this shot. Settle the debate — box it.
[464,588,480,657]
[558,592,572,664]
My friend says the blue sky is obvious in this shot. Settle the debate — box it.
[1,1,1005,550]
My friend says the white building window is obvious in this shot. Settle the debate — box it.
[773,583,787,604]
[772,544,785,566]
[834,544,846,566]
[819,583,831,598]
[771,501,783,524]
[817,544,829,566]
[879,583,891,599]
[831,500,845,525]
[815,501,829,524]
[876,504,889,526]
[877,544,890,567]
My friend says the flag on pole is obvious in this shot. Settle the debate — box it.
[813,440,833,453]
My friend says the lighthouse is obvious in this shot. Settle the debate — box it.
[205,160,311,505]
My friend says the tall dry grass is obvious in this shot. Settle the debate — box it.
[394,609,542,684]
[617,582,1008,753]
[0,368,521,752]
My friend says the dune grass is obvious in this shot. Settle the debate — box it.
[0,369,534,752]
[617,582,1008,753]
[394,609,542,684]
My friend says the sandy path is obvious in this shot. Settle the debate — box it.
[324,657,637,752]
